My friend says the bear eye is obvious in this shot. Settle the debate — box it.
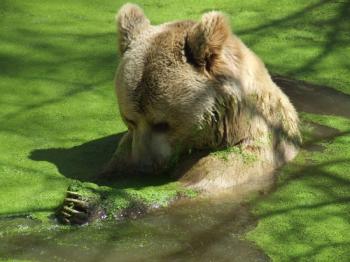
[152,122,170,133]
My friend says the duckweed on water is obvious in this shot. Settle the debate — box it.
[1,0,349,261]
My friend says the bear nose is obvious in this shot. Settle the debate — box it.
[136,157,167,175]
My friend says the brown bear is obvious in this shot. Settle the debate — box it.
[102,3,301,192]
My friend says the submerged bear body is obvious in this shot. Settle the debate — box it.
[103,4,301,191]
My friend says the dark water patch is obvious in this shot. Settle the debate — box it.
[273,75,350,118]
[305,143,325,152]
[306,121,341,138]
[0,192,270,262]
[274,75,349,152]
[302,121,342,152]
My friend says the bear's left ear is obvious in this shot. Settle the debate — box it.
[116,3,150,54]
[186,12,231,75]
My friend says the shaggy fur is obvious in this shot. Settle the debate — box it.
[103,3,301,191]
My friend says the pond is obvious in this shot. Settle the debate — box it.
[0,180,272,262]
[1,76,349,262]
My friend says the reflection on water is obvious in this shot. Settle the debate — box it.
[1,76,349,261]
[0,181,271,262]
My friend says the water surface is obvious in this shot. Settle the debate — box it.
[2,77,349,262]
[0,182,271,262]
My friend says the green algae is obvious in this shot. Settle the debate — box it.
[0,0,349,261]
[1,0,348,222]
[211,146,258,164]
[247,114,350,261]
[59,178,198,223]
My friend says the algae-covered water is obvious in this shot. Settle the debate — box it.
[2,77,349,262]
[0,181,272,262]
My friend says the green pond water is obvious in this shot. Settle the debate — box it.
[1,77,349,262]
[0,182,272,262]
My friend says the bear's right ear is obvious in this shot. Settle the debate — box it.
[186,11,231,76]
[116,3,150,54]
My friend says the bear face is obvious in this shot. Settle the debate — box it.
[116,22,209,154]
[104,4,301,187]
[115,5,238,172]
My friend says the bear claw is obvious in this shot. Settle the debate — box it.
[59,191,90,225]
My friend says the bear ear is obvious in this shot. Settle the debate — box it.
[116,3,150,54]
[186,11,231,75]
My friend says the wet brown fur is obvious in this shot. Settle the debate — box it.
[104,4,301,192]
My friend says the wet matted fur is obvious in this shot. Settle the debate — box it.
[103,3,301,192]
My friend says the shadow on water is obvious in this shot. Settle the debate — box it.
[29,75,350,185]
[29,134,124,182]
[28,132,194,189]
